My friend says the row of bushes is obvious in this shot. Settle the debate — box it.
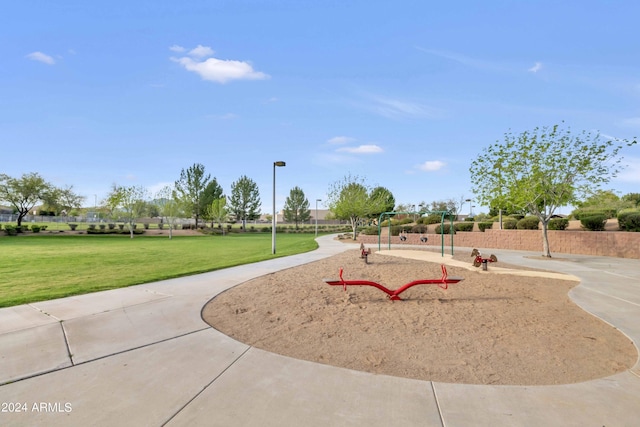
[2,224,49,235]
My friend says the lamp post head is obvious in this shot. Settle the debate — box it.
[274,161,286,167]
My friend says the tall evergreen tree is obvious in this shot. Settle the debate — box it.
[174,163,210,228]
[283,186,311,229]
[229,175,261,229]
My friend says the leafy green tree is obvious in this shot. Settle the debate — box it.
[209,197,229,233]
[229,175,261,229]
[154,185,184,239]
[105,184,148,238]
[621,192,640,208]
[199,179,224,225]
[0,172,52,226]
[283,186,311,229]
[367,186,395,221]
[470,123,636,257]
[42,185,85,217]
[326,174,388,239]
[174,163,211,229]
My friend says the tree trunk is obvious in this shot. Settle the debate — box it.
[17,210,27,227]
[541,220,551,257]
[350,216,358,240]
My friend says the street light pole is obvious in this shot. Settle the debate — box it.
[272,161,286,254]
[315,199,321,237]
[465,198,472,219]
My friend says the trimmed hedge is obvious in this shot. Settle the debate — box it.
[573,208,617,220]
[516,216,540,230]
[434,224,455,234]
[548,218,569,230]
[454,222,474,232]
[617,210,640,232]
[478,222,493,232]
[580,214,607,231]
[503,219,517,229]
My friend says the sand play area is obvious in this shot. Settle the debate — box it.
[203,247,637,386]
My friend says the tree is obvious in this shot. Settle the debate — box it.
[209,197,229,234]
[105,184,148,238]
[199,179,224,226]
[622,192,640,208]
[326,174,388,239]
[282,186,311,229]
[154,185,184,239]
[42,185,86,217]
[470,123,636,257]
[367,186,395,221]
[0,172,51,226]
[174,163,211,229]
[229,175,261,229]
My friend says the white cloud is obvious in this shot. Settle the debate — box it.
[365,94,444,120]
[171,46,269,84]
[415,46,505,71]
[327,136,356,145]
[169,45,186,53]
[528,62,543,73]
[337,144,383,154]
[188,44,215,58]
[418,160,446,171]
[25,51,55,65]
[619,117,640,128]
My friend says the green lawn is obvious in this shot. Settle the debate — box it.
[0,233,320,307]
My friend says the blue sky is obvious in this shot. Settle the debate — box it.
[2,0,639,213]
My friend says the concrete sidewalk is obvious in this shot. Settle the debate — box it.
[0,236,639,426]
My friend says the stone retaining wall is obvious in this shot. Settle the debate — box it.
[357,229,640,259]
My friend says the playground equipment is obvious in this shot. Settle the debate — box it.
[377,210,455,256]
[471,248,498,270]
[359,243,372,263]
[324,264,464,301]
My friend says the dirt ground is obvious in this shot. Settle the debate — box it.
[202,247,637,386]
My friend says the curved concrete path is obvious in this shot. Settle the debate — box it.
[0,235,638,426]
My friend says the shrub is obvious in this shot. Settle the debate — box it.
[88,224,96,231]
[548,218,569,230]
[158,223,164,230]
[503,219,517,229]
[260,226,271,232]
[99,224,106,230]
[4,225,18,236]
[454,222,474,232]
[361,226,379,235]
[398,218,414,225]
[580,214,607,231]
[464,217,475,222]
[434,224,455,234]
[419,215,442,225]
[143,223,150,230]
[517,216,540,230]
[478,222,493,232]
[617,210,640,232]
[380,219,399,226]
[108,223,116,230]
[31,225,41,233]
[68,223,78,231]
[411,224,428,233]
[573,208,617,220]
